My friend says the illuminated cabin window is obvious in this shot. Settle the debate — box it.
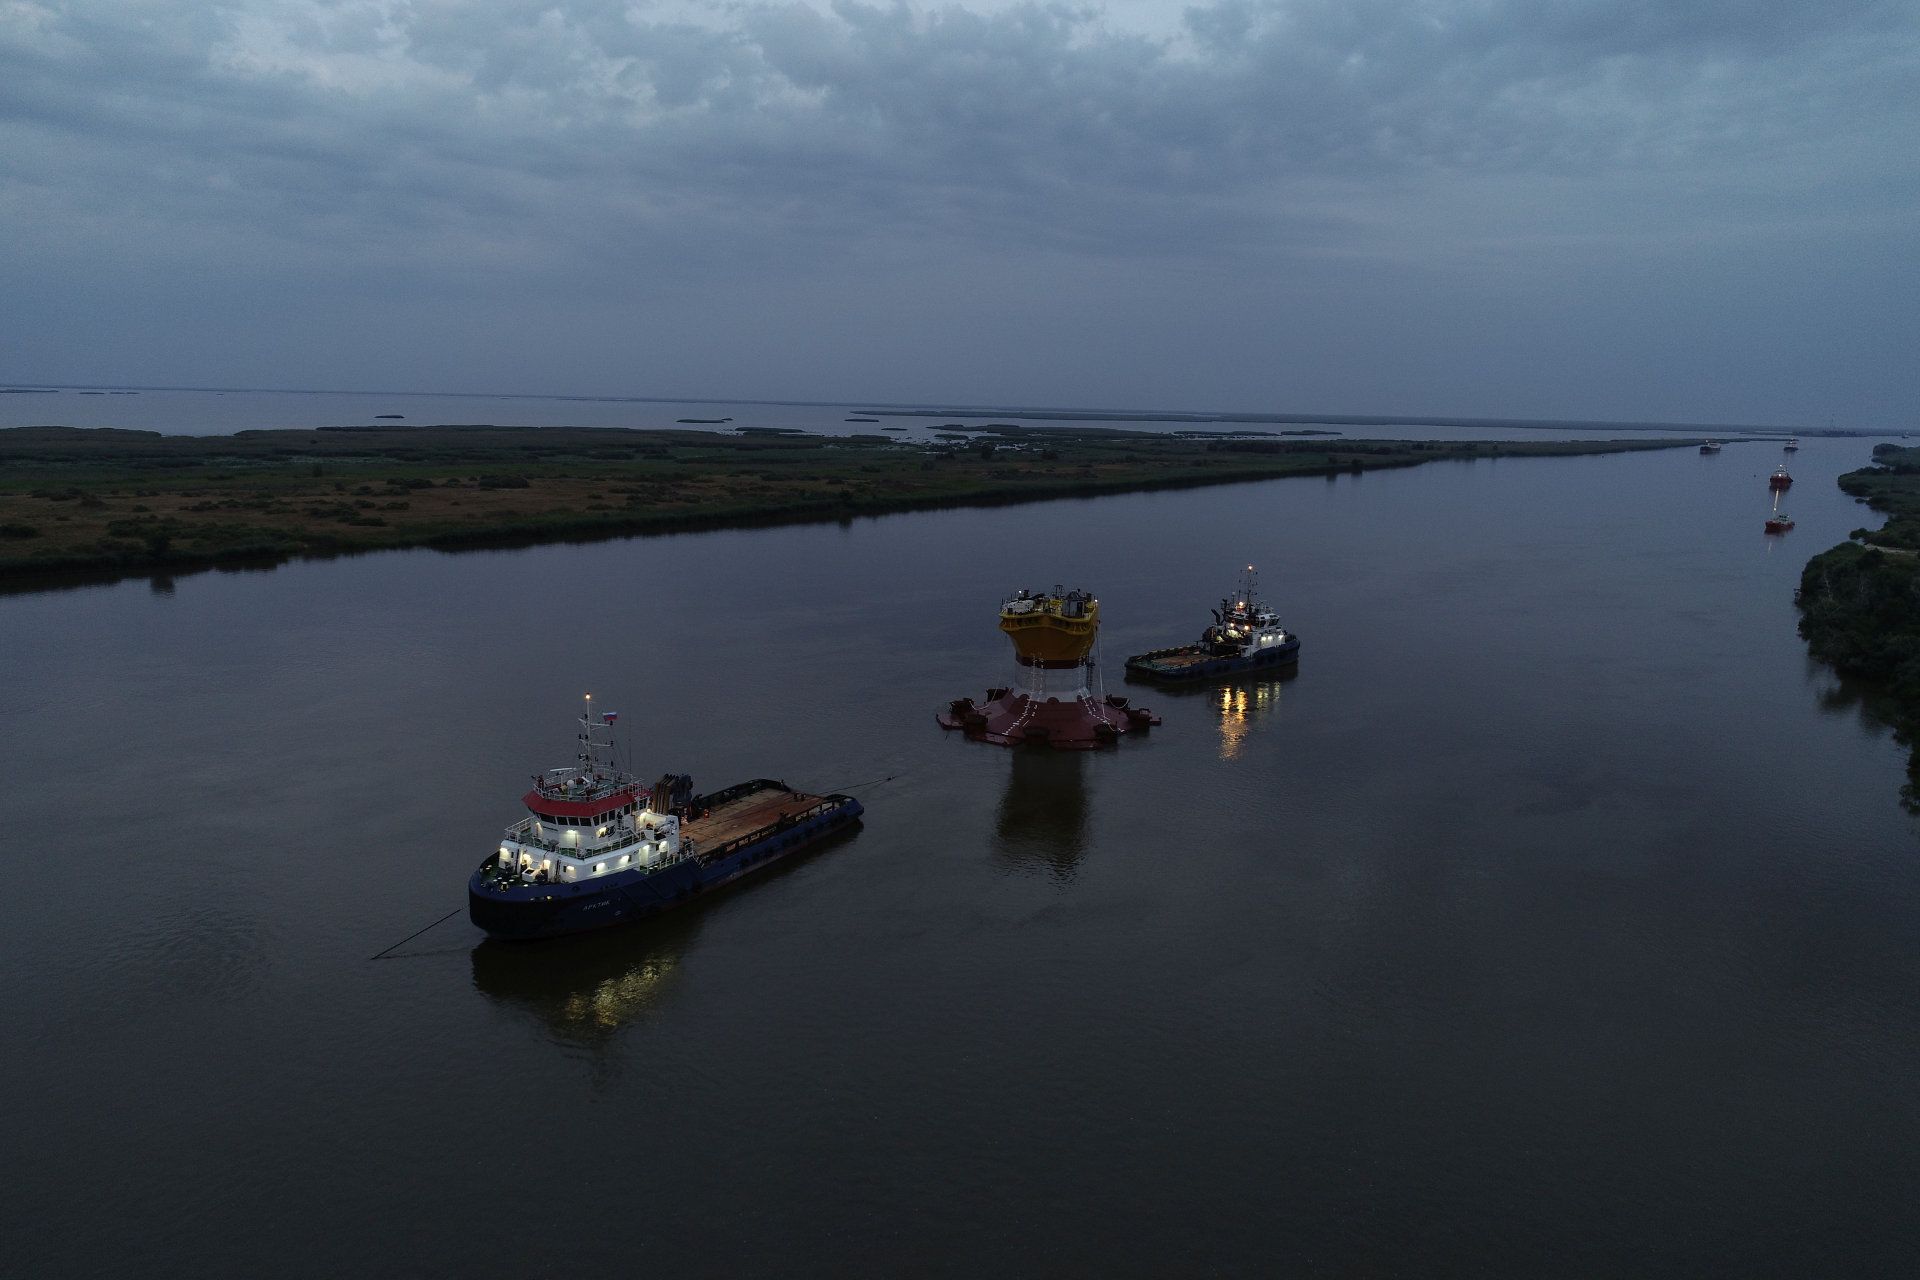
[593,863,604,874]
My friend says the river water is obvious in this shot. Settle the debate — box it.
[4,434,1916,1276]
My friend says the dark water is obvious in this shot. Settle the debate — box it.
[5,436,1917,1276]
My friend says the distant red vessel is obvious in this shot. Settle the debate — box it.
[1769,466,1793,490]
[1764,514,1795,534]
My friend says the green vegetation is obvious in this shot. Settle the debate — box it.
[1797,444,1920,808]
[0,423,1698,591]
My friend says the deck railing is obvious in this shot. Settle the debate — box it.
[502,817,659,857]
[492,790,853,879]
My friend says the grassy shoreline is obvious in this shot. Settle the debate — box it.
[1,424,1700,593]
[1796,444,1920,808]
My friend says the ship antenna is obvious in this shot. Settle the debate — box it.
[581,691,594,776]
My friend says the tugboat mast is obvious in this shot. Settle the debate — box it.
[580,692,596,778]
[577,692,623,781]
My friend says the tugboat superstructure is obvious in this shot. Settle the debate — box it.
[1126,565,1301,683]
[469,697,862,940]
[938,585,1158,749]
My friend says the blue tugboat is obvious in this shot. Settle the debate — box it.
[469,697,863,940]
[1125,565,1301,683]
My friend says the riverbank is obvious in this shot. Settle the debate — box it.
[1797,444,1920,807]
[0,424,1699,591]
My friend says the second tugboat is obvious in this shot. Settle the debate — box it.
[470,697,863,940]
[1125,565,1300,683]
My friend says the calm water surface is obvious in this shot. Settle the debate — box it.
[4,436,1917,1276]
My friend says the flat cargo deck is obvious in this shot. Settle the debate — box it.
[1140,649,1211,669]
[685,785,828,847]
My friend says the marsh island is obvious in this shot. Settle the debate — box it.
[0,423,1700,589]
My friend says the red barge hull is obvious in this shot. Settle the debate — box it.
[937,688,1159,750]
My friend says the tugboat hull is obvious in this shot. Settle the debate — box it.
[1125,636,1302,683]
[470,789,862,941]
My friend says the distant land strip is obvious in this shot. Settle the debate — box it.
[0,424,1703,593]
[0,383,1859,435]
[853,407,1827,435]
[1796,443,1920,809]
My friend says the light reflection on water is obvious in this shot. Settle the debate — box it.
[1211,673,1292,761]
[470,913,698,1044]
[1130,668,1297,761]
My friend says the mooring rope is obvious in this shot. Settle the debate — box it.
[829,771,907,794]
[368,906,465,961]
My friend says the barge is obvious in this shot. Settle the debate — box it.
[938,585,1158,749]
[469,698,862,940]
[1125,565,1300,683]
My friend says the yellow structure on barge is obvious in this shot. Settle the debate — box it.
[999,587,1100,669]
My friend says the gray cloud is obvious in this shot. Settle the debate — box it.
[1,0,1915,419]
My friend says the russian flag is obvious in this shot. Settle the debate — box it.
[602,711,619,723]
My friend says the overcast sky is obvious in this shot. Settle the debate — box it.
[2,0,1915,423]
